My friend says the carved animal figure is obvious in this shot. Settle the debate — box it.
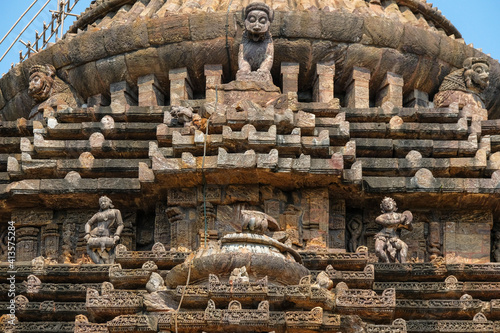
[236,2,274,82]
[27,64,82,120]
[434,57,490,119]
[374,197,413,263]
[240,209,280,234]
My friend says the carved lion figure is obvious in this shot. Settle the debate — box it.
[27,64,82,120]
[236,2,274,82]
[434,57,490,120]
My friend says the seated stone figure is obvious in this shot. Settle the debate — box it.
[434,57,490,120]
[27,64,82,120]
[84,196,124,264]
[374,197,413,263]
[236,2,274,82]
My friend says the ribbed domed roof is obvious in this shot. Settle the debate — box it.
[69,0,461,38]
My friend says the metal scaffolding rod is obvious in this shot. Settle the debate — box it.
[0,0,40,46]
[0,0,52,62]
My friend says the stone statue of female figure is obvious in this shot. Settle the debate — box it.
[84,196,124,264]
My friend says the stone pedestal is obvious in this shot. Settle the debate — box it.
[220,80,281,108]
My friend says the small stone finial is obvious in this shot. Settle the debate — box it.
[236,2,274,82]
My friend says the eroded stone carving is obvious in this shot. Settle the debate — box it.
[27,64,82,120]
[347,215,364,253]
[229,266,250,284]
[236,2,274,82]
[493,231,500,262]
[240,209,280,234]
[374,197,413,263]
[84,196,124,264]
[434,57,490,119]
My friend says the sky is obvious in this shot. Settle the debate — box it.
[0,0,498,75]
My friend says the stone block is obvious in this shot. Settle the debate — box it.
[376,72,403,108]
[345,67,370,108]
[110,81,138,113]
[204,64,223,102]
[217,148,256,169]
[169,68,193,106]
[147,15,190,45]
[313,62,335,103]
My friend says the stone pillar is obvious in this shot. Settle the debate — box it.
[41,223,59,262]
[204,64,223,102]
[427,221,441,261]
[301,188,329,248]
[16,227,40,262]
[376,72,404,107]
[345,67,370,108]
[329,199,346,249]
[138,74,166,106]
[313,62,335,103]
[110,81,138,113]
[404,89,429,108]
[281,62,300,96]
[169,68,193,106]
[154,203,170,246]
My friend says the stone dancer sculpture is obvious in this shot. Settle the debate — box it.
[374,197,413,263]
[434,57,490,119]
[236,2,274,82]
[27,64,82,120]
[84,196,124,264]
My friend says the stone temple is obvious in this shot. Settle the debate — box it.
[1,0,500,332]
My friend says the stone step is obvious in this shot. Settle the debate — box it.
[0,299,87,321]
[45,121,159,140]
[55,106,165,123]
[354,138,478,158]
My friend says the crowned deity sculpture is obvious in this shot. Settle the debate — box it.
[84,196,124,264]
[236,2,274,82]
[374,197,413,263]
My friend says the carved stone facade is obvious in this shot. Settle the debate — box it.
[1,0,500,332]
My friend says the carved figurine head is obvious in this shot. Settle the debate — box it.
[380,197,397,213]
[463,57,490,94]
[99,196,113,210]
[243,2,273,42]
[28,64,56,103]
